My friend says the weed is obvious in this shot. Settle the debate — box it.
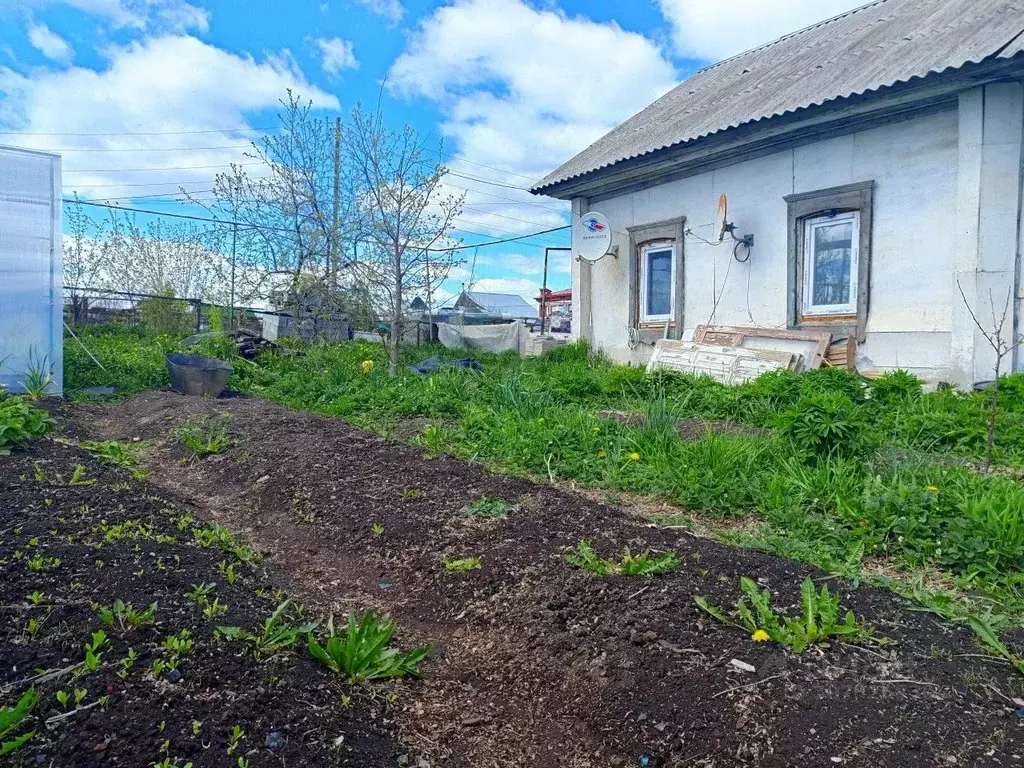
[307,611,430,683]
[82,440,147,478]
[462,496,511,519]
[117,649,137,680]
[162,629,194,657]
[966,613,1024,676]
[442,556,482,572]
[565,540,678,577]
[176,415,234,455]
[217,600,318,659]
[95,599,157,633]
[695,577,876,652]
[371,523,385,537]
[193,524,258,563]
[25,591,47,606]
[399,487,423,500]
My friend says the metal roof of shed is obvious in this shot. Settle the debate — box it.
[532,0,1024,194]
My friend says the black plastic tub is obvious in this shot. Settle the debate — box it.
[166,354,233,398]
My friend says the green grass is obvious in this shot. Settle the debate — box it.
[63,325,1024,626]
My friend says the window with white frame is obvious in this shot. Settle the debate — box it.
[802,211,859,317]
[640,241,675,322]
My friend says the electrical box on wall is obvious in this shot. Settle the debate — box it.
[0,145,63,396]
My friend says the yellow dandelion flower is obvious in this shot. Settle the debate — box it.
[752,630,770,643]
[629,452,641,461]
[361,360,375,373]
[926,486,939,493]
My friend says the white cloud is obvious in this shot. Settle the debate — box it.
[27,23,73,62]
[13,0,210,32]
[656,0,865,61]
[0,35,337,199]
[355,0,403,24]
[311,36,358,74]
[389,0,676,238]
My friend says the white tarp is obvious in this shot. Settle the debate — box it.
[437,322,526,354]
[0,146,63,395]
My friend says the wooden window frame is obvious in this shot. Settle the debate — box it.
[626,216,685,341]
[785,181,873,340]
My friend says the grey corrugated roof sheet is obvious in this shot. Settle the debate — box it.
[464,291,539,318]
[532,0,1024,194]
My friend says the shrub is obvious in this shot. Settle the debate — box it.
[777,391,872,460]
[0,396,51,454]
[307,611,430,683]
[869,370,924,406]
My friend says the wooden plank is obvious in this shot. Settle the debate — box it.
[647,340,795,385]
[693,324,832,370]
[825,337,857,371]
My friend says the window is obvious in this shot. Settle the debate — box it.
[802,211,859,316]
[641,242,675,322]
[784,180,873,337]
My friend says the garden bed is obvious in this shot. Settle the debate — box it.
[58,390,1024,767]
[0,433,397,767]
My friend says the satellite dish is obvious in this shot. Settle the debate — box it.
[575,211,612,262]
[716,193,729,243]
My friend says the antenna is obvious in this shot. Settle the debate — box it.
[716,193,729,243]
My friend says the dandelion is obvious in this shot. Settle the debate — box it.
[629,452,641,461]
[752,629,770,643]
[926,486,939,493]
[597,450,607,459]
[361,360,375,373]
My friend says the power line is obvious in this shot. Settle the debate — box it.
[0,126,270,137]
[9,144,251,153]
[62,198,569,252]
[447,170,530,191]
[65,163,260,174]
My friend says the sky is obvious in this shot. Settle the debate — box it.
[0,0,865,305]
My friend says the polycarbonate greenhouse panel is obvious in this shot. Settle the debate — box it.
[0,145,63,395]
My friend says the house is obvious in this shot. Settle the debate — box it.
[452,291,539,321]
[531,0,1024,386]
[535,288,572,333]
[0,145,63,395]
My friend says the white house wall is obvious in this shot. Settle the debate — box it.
[571,93,1024,384]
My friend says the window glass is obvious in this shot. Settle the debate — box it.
[811,221,853,306]
[645,248,672,318]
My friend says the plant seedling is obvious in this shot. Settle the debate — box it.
[95,599,157,633]
[694,577,877,653]
[27,555,61,572]
[442,556,482,573]
[68,465,96,486]
[25,591,47,606]
[84,630,110,671]
[1,687,37,756]
[307,611,431,683]
[371,523,385,537]
[226,725,245,755]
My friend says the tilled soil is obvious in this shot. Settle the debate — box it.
[0,436,397,767]
[70,391,1024,767]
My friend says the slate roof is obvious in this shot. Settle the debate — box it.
[532,0,1024,194]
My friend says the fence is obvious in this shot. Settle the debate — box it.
[62,286,353,342]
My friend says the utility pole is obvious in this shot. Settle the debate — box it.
[331,116,342,290]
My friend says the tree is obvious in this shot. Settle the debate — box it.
[64,197,108,324]
[103,213,222,301]
[957,280,1024,472]
[347,105,464,374]
[198,91,361,320]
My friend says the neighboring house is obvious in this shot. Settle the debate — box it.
[452,291,539,321]
[531,0,1024,386]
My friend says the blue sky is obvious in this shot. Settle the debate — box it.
[0,0,860,304]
